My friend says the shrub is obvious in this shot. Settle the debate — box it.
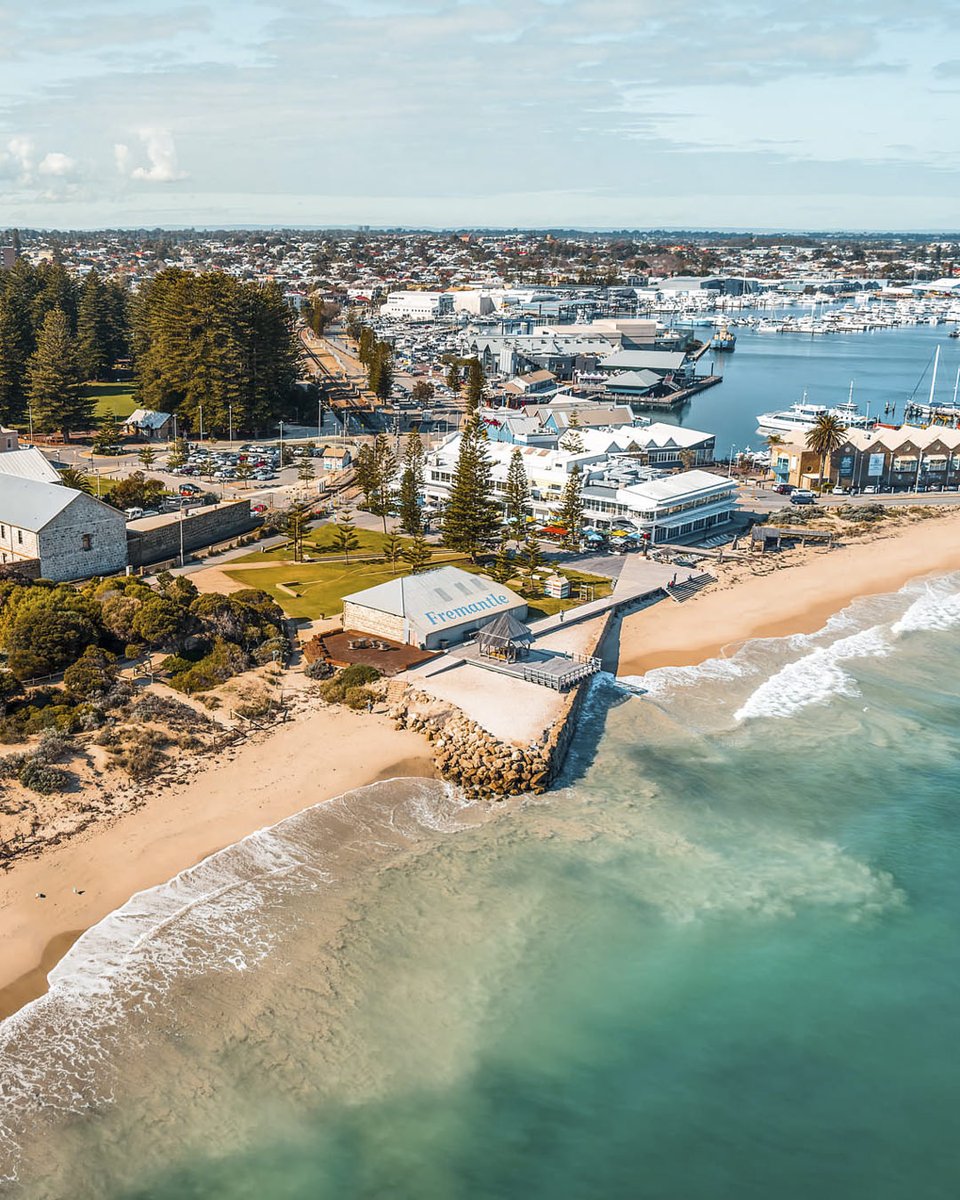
[18,760,71,794]
[338,664,381,689]
[124,643,146,661]
[131,693,215,729]
[63,646,117,700]
[34,729,73,764]
[344,686,377,711]
[304,658,334,681]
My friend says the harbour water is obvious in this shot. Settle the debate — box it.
[673,320,960,453]
[2,571,960,1198]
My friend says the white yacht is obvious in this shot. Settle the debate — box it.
[756,395,874,437]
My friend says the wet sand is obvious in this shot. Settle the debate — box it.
[0,705,434,1020]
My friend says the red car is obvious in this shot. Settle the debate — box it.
[251,503,268,514]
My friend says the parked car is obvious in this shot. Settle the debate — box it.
[773,483,794,495]
[124,507,144,520]
[790,490,816,505]
[832,485,848,495]
[862,485,878,494]
[179,483,202,495]
[251,503,268,514]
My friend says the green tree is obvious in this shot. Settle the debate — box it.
[355,435,397,532]
[465,357,485,413]
[330,513,360,563]
[76,269,112,381]
[63,645,117,700]
[441,420,498,561]
[554,464,585,549]
[520,530,543,575]
[397,429,425,536]
[93,413,122,454]
[805,413,848,488]
[138,444,157,468]
[446,361,461,393]
[26,307,90,436]
[401,533,433,573]
[166,436,188,470]
[132,595,194,651]
[411,379,434,403]
[490,533,513,584]
[504,446,529,541]
[381,532,404,573]
[281,501,312,562]
[297,453,316,484]
[0,290,30,424]
[559,411,585,454]
[107,471,166,511]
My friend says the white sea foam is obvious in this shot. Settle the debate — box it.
[892,578,960,636]
[734,625,892,722]
[0,776,470,1188]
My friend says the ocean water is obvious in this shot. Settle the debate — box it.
[3,572,960,1199]
[670,320,960,451]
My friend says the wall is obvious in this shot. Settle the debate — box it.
[127,500,258,567]
[342,601,406,643]
[36,494,128,581]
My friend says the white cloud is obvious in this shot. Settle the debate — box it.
[115,128,188,183]
[38,151,76,176]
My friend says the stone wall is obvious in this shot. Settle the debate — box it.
[390,607,617,799]
[342,601,405,643]
[127,501,259,568]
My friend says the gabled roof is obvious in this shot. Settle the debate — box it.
[0,447,61,484]
[126,408,172,430]
[0,474,116,531]
[477,611,532,645]
[345,565,525,628]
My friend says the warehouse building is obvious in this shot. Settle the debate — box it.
[342,566,527,650]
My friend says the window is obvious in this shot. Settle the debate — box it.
[81,533,93,551]
[0,526,4,538]
[16,530,22,544]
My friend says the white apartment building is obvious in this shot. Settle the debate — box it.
[422,435,735,543]
[381,291,455,322]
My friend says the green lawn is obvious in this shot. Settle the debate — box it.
[85,383,137,419]
[226,547,611,623]
[225,559,413,621]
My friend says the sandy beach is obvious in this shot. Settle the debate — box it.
[0,703,434,1019]
[617,510,960,675]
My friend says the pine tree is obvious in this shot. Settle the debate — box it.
[93,413,121,454]
[402,533,433,573]
[167,436,188,470]
[521,531,542,575]
[381,532,404,573]
[374,344,393,400]
[466,357,485,413]
[354,443,377,507]
[491,532,513,583]
[559,410,585,454]
[0,292,29,423]
[398,429,424,536]
[357,326,375,366]
[297,454,316,484]
[138,444,157,468]
[76,269,111,381]
[330,513,360,563]
[445,361,461,392]
[235,458,254,488]
[504,446,529,541]
[441,421,498,562]
[27,307,89,436]
[554,464,585,549]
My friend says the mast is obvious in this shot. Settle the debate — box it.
[928,344,940,410]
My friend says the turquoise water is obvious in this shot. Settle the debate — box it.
[2,573,960,1199]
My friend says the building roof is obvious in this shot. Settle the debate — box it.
[604,369,662,390]
[0,474,107,530]
[345,566,525,632]
[476,611,532,647]
[126,408,172,430]
[0,447,61,484]
[620,469,735,505]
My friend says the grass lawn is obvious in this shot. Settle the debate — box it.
[85,383,137,420]
[225,559,413,621]
[226,546,612,623]
[233,526,465,566]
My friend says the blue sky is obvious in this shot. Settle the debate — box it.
[1,0,959,230]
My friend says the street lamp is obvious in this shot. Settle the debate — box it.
[228,403,234,444]
[279,419,285,467]
[199,404,204,445]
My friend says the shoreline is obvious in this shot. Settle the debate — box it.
[616,510,960,676]
[0,705,436,1022]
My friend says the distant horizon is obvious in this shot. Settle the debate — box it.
[7,224,960,240]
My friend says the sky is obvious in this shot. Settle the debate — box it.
[2,0,960,231]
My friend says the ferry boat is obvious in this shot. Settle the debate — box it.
[710,326,736,351]
[756,396,874,437]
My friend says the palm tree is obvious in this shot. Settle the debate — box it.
[58,466,93,494]
[805,415,847,491]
